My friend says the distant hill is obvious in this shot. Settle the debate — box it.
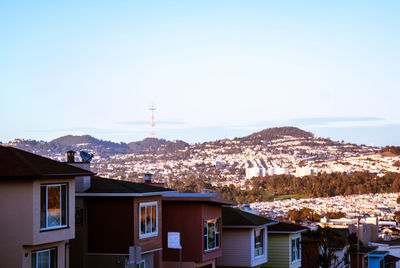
[6,126,317,158]
[128,138,189,154]
[237,126,314,143]
[50,135,130,152]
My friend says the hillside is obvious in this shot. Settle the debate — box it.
[128,138,189,154]
[237,126,314,143]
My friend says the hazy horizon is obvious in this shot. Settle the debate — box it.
[1,1,399,146]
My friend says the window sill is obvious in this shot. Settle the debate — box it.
[254,254,265,259]
[139,232,158,239]
[204,247,220,253]
[40,225,69,232]
[291,259,301,264]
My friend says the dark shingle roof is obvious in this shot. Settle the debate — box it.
[222,207,276,228]
[386,254,400,264]
[268,221,308,234]
[83,176,175,194]
[0,146,94,178]
[372,238,400,246]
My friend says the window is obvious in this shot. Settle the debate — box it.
[204,218,220,251]
[40,184,68,230]
[32,248,57,268]
[139,201,157,238]
[291,237,301,262]
[254,228,265,257]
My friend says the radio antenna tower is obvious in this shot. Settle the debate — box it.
[149,103,156,138]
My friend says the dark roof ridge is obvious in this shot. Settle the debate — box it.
[0,145,94,178]
[82,176,175,194]
[222,207,276,228]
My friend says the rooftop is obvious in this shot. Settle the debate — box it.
[0,145,94,179]
[222,207,277,228]
[79,176,176,195]
[268,221,308,234]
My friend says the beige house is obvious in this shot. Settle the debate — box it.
[264,222,307,268]
[0,146,93,268]
[216,207,277,268]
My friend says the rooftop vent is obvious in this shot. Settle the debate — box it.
[144,172,153,183]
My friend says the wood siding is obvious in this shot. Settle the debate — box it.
[87,197,134,254]
[162,202,222,263]
[216,229,252,267]
[264,234,301,268]
[133,196,163,253]
[265,234,289,268]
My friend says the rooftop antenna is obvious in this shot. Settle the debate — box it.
[150,103,156,138]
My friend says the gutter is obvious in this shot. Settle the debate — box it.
[76,190,179,197]
[268,229,308,234]
[223,222,278,229]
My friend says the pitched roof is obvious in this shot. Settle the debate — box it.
[268,221,308,234]
[79,176,176,195]
[385,254,400,264]
[222,207,276,228]
[372,238,400,246]
[0,146,94,179]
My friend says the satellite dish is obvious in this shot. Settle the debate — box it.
[80,151,94,163]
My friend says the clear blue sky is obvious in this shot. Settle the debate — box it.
[1,1,399,146]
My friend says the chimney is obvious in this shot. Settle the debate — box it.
[67,150,75,163]
[143,172,165,188]
[66,151,91,192]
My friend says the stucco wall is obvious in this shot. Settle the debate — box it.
[0,178,74,268]
[0,179,34,268]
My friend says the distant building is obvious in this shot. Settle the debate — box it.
[246,167,266,179]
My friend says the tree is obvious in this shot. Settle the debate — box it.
[302,226,346,268]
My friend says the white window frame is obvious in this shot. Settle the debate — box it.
[40,183,68,231]
[139,201,158,239]
[204,218,221,252]
[254,228,265,258]
[291,236,301,263]
[32,247,57,268]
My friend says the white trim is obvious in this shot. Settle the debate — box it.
[40,183,68,231]
[291,236,301,263]
[223,222,277,229]
[76,191,177,197]
[32,247,57,268]
[142,248,163,254]
[139,201,158,239]
[204,218,221,252]
[268,230,307,234]
[254,227,266,258]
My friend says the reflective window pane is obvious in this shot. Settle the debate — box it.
[61,185,67,226]
[140,206,146,234]
[47,186,61,227]
[151,205,157,233]
[40,186,47,228]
